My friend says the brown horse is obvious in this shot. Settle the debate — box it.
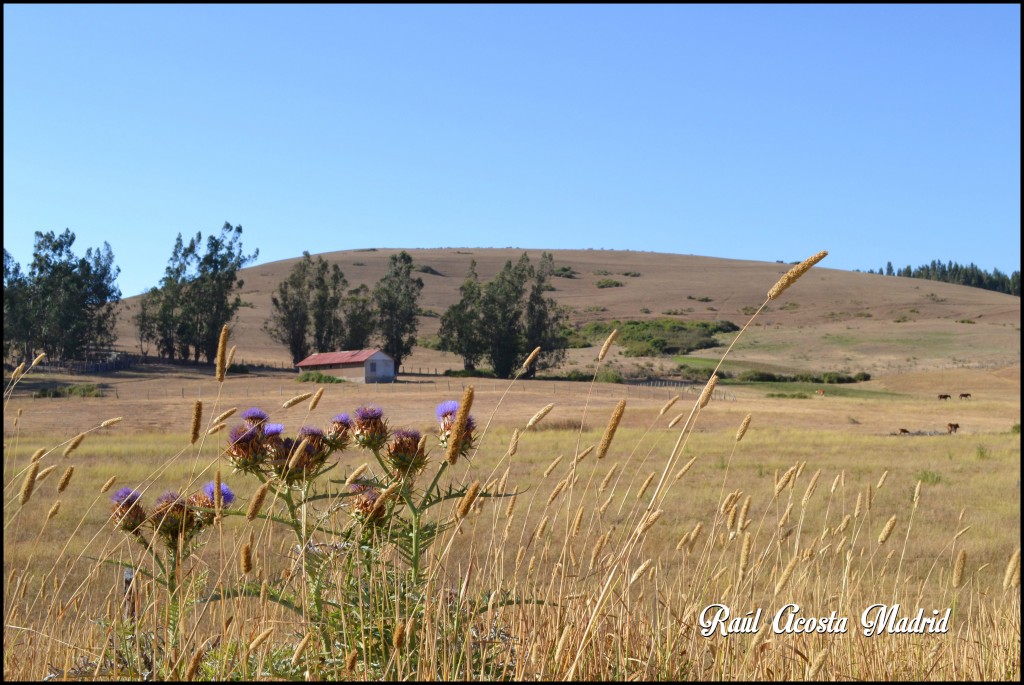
[947,423,959,434]
[938,394,951,400]
[959,393,972,399]
[816,389,826,396]
[898,428,911,435]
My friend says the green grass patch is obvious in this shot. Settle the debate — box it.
[566,318,739,357]
[595,278,624,288]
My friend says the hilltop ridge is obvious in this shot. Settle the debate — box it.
[112,248,1021,379]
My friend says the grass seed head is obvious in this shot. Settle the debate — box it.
[598,329,619,362]
[878,515,897,545]
[247,482,271,521]
[521,346,541,373]
[767,250,828,300]
[952,549,967,588]
[283,391,314,409]
[215,324,229,382]
[308,387,325,411]
[457,481,481,519]
[63,433,86,458]
[1002,549,1020,591]
[190,401,202,445]
[698,374,718,408]
[735,414,752,443]
[57,466,75,493]
[597,399,626,459]
[526,401,555,430]
[445,386,475,464]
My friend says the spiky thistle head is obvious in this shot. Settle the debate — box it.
[353,406,389,451]
[226,423,264,472]
[349,483,386,525]
[111,487,146,533]
[150,491,196,543]
[325,413,352,451]
[386,428,426,478]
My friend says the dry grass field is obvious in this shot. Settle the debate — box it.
[4,249,1020,681]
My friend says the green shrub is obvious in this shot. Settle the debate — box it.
[575,318,739,358]
[739,370,783,382]
[594,367,625,384]
[677,364,730,382]
[296,371,347,384]
[596,279,624,288]
[443,368,497,378]
[34,384,104,398]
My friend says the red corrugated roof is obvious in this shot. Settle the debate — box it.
[295,349,389,367]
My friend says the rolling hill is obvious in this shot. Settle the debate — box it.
[111,248,1021,380]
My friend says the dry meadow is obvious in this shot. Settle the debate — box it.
[4,250,1020,681]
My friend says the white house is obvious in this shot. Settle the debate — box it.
[295,349,396,383]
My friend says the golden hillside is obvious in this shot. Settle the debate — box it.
[112,248,1021,379]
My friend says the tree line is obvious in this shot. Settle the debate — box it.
[4,229,121,363]
[265,250,569,378]
[436,253,568,378]
[864,260,1020,297]
[4,228,565,378]
[263,250,424,370]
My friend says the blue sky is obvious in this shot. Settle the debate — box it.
[4,4,1020,297]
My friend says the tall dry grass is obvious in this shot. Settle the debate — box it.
[3,250,1020,681]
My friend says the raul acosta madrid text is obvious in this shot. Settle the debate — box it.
[698,603,951,637]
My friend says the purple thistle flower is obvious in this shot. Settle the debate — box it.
[242,407,269,423]
[353,405,389,450]
[230,424,258,444]
[155,491,182,506]
[326,414,352,452]
[203,481,236,506]
[111,487,141,506]
[263,423,285,437]
[299,426,325,439]
[111,487,146,533]
[355,405,383,421]
[436,400,459,419]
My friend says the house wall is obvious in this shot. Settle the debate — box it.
[303,363,365,380]
[364,355,395,383]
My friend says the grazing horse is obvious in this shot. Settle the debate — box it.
[959,393,972,399]
[938,394,951,400]
[947,423,959,434]
[898,428,911,435]
[816,389,826,396]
